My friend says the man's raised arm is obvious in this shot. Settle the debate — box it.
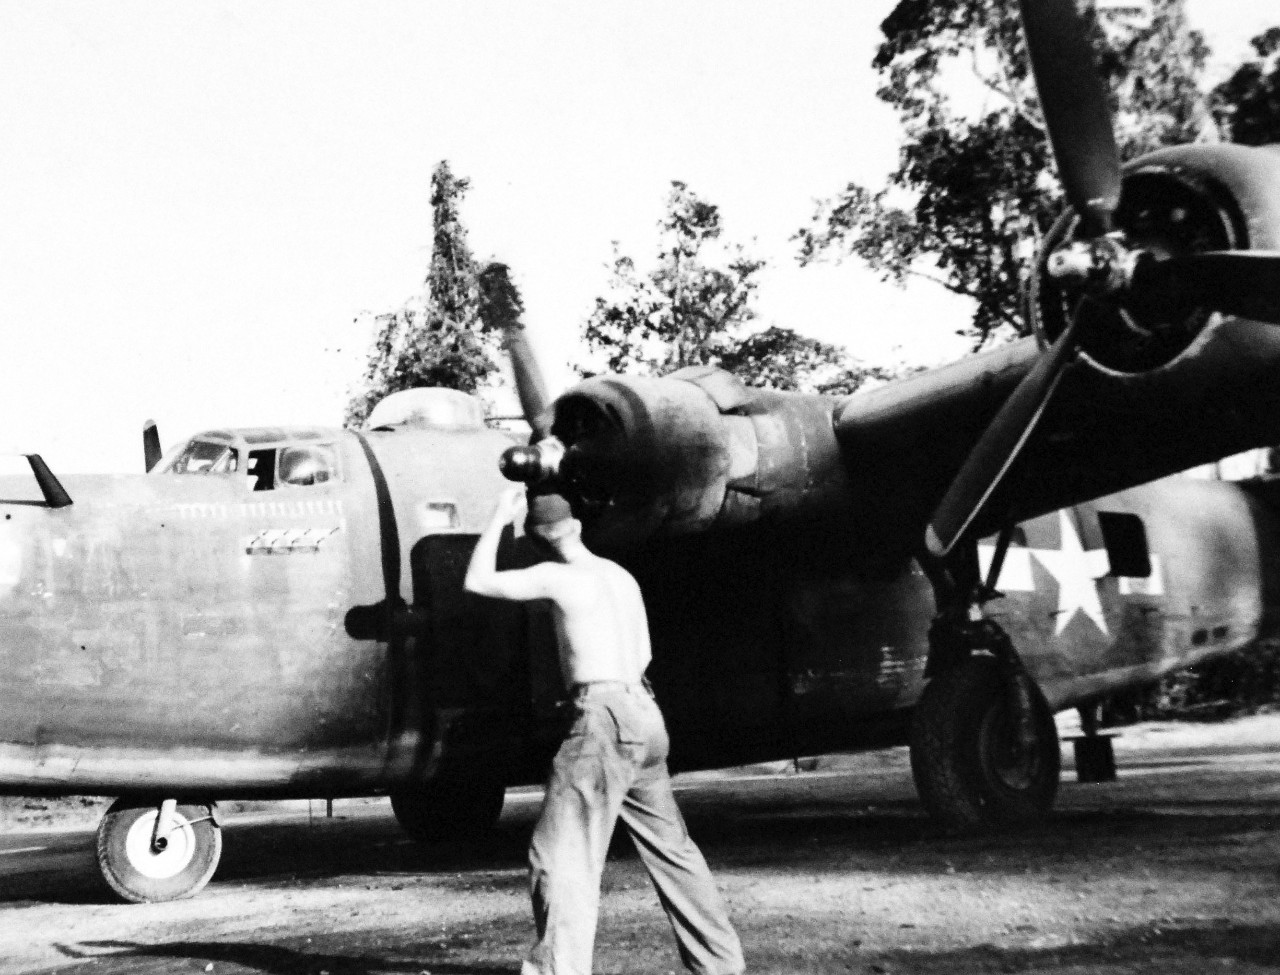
[464,488,553,602]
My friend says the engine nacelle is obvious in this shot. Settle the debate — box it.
[504,368,849,550]
[1032,144,1280,374]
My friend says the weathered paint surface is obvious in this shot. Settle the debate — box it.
[0,423,518,796]
[630,475,1279,771]
[0,417,1276,796]
[990,478,1275,709]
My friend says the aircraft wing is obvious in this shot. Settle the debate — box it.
[511,310,1280,562]
[495,144,1280,562]
[837,313,1280,554]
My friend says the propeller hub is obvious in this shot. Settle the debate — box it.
[500,437,566,485]
[1046,235,1140,298]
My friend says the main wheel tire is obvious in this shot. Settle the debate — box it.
[390,775,506,843]
[95,800,222,903]
[909,657,1060,831]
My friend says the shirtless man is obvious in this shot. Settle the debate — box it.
[465,488,745,975]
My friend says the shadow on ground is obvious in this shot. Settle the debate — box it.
[47,938,515,975]
[824,921,1280,974]
[37,921,1280,975]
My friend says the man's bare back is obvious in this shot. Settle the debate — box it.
[462,487,745,975]
[538,554,651,687]
[463,488,652,687]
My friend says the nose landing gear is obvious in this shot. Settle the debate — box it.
[95,798,222,903]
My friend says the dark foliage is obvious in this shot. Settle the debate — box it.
[717,326,896,396]
[1101,639,1280,724]
[582,182,891,395]
[1212,27,1280,146]
[582,181,766,376]
[346,161,501,427]
[796,0,1211,347]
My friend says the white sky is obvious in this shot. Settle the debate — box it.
[0,0,1273,472]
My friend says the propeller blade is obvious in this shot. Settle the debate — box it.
[1175,251,1280,326]
[477,262,553,439]
[926,311,1084,558]
[1018,0,1122,237]
[503,326,553,440]
[143,419,162,472]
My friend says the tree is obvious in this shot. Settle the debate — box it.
[582,182,888,396]
[1212,27,1280,146]
[716,326,893,396]
[346,161,501,426]
[582,182,766,375]
[795,0,1213,348]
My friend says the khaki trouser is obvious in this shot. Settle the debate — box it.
[522,681,745,975]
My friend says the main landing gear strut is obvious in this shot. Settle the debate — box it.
[913,542,1061,831]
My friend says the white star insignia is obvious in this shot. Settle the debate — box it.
[1032,510,1111,635]
[979,510,1112,636]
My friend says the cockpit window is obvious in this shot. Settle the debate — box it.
[279,444,337,487]
[162,436,338,489]
[165,440,239,475]
[248,449,277,491]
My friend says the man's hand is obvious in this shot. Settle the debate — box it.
[493,487,527,528]
[465,486,552,601]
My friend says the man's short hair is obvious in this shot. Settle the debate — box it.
[525,492,574,537]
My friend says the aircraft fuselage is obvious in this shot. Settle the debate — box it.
[0,419,1273,798]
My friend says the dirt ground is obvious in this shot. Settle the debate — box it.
[2,713,1279,975]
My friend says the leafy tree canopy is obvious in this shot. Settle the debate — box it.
[717,326,895,396]
[347,160,501,427]
[795,0,1212,347]
[582,182,886,396]
[1212,27,1280,146]
[582,181,766,376]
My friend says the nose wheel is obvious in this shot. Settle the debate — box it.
[95,799,222,903]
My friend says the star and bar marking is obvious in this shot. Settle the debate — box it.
[979,510,1163,636]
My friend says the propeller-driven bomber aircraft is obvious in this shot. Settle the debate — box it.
[5,0,1280,903]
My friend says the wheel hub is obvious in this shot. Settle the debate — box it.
[124,810,196,880]
[979,707,1040,793]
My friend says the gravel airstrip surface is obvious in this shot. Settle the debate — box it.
[1,713,1278,975]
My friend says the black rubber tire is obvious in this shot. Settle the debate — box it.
[390,775,506,843]
[96,799,222,903]
[909,657,1060,831]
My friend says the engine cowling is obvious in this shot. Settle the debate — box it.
[1031,143,1280,374]
[503,367,849,550]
